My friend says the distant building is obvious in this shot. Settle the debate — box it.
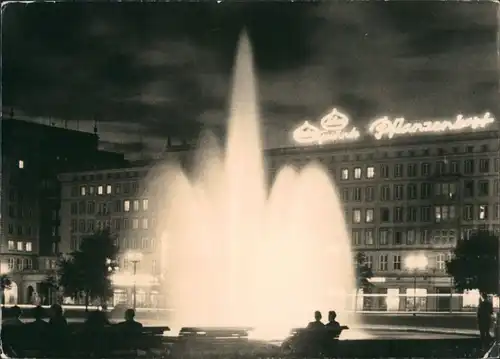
[267,109,499,312]
[58,109,500,312]
[1,116,128,304]
[58,148,191,307]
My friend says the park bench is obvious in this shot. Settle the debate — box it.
[281,325,349,357]
[2,323,170,358]
[171,327,253,356]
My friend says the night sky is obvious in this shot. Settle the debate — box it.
[2,2,498,159]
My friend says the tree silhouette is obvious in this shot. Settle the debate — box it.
[446,230,499,295]
[0,274,12,307]
[354,252,373,311]
[57,229,119,310]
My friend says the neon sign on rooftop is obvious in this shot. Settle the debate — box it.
[292,108,495,145]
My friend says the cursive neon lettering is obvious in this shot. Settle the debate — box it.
[369,112,495,140]
[292,108,361,145]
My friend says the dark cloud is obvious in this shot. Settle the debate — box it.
[2,1,498,157]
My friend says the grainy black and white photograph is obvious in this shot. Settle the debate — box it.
[1,1,499,358]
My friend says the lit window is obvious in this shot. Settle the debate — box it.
[18,160,24,169]
[98,186,104,195]
[142,199,149,211]
[479,205,488,220]
[366,166,375,179]
[132,218,139,229]
[365,209,374,223]
[80,186,87,196]
[341,169,349,180]
[133,200,140,211]
[352,209,361,223]
[124,200,130,212]
[25,242,32,252]
[354,167,362,179]
[8,241,14,250]
[106,185,112,194]
[16,241,23,251]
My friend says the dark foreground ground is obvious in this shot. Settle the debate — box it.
[5,308,488,358]
[1,326,487,358]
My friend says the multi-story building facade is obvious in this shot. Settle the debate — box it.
[265,109,499,312]
[58,147,191,307]
[1,116,128,304]
[58,109,499,311]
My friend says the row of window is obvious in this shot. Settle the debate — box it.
[70,216,155,233]
[351,228,457,246]
[72,170,143,183]
[7,205,34,219]
[271,144,493,167]
[6,257,33,271]
[70,199,149,216]
[347,204,496,224]
[341,180,497,203]
[363,252,452,272]
[6,223,34,237]
[337,158,494,181]
[7,240,33,252]
[72,182,142,197]
[70,235,157,253]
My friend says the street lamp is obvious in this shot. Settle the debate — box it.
[405,254,428,313]
[127,251,143,310]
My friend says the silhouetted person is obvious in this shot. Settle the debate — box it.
[48,304,69,356]
[325,311,341,331]
[115,309,144,352]
[3,306,23,326]
[81,310,111,356]
[26,305,49,331]
[25,306,49,354]
[478,292,493,344]
[306,311,325,330]
[1,306,24,357]
[116,309,143,332]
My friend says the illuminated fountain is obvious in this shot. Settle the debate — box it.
[148,31,360,340]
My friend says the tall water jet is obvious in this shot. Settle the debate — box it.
[151,31,360,339]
